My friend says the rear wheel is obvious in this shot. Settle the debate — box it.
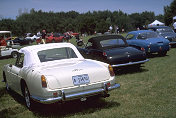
[11,51,18,58]
[158,51,167,56]
[23,85,34,110]
[3,72,10,91]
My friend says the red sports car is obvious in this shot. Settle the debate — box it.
[46,33,64,43]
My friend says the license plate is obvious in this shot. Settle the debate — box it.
[72,74,90,86]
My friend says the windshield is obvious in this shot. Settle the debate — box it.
[100,38,126,47]
[156,27,174,33]
[137,32,159,40]
[37,47,77,62]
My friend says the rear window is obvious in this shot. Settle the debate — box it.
[100,38,126,47]
[37,47,77,62]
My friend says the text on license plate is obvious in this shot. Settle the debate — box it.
[72,74,90,85]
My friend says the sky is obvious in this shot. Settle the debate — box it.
[0,0,173,19]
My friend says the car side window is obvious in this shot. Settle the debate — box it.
[137,33,146,40]
[126,34,134,40]
[15,53,24,68]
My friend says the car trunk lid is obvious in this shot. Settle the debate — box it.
[105,47,146,64]
[40,59,109,89]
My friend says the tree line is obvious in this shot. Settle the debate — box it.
[0,0,175,37]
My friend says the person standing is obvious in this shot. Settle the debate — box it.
[41,30,46,44]
[116,26,119,34]
[109,25,113,34]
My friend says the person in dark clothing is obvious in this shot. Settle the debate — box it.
[41,30,46,44]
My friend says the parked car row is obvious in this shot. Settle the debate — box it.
[126,30,170,56]
[1,26,175,110]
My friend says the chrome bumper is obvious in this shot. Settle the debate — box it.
[31,83,120,104]
[111,59,149,67]
[169,42,176,45]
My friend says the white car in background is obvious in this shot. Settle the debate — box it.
[2,43,120,110]
[0,31,18,58]
[0,47,18,58]
[25,34,41,41]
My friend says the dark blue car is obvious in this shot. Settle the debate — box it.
[126,30,170,56]
[148,26,176,47]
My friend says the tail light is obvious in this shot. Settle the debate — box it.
[103,52,107,56]
[148,45,151,52]
[141,47,145,51]
[107,82,111,87]
[41,75,47,88]
[108,65,115,76]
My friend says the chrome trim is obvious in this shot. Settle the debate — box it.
[169,42,176,45]
[30,83,120,104]
[111,59,149,67]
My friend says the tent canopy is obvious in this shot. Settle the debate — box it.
[173,16,176,20]
[149,20,164,26]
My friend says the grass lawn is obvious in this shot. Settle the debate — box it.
[0,35,176,118]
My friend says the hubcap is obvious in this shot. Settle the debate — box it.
[25,87,30,108]
[6,82,9,90]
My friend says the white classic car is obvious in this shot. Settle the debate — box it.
[2,43,120,109]
[25,34,40,41]
[0,31,18,58]
[0,47,18,58]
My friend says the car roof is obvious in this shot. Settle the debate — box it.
[128,30,154,35]
[89,35,125,43]
[19,43,84,67]
[148,26,170,29]
[0,31,11,34]
[88,35,127,49]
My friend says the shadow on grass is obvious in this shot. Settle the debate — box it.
[0,56,12,60]
[147,53,169,58]
[32,97,120,117]
[114,65,149,75]
[0,89,27,118]
[1,89,120,117]
[0,87,7,98]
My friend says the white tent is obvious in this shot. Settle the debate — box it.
[173,16,176,20]
[149,20,164,26]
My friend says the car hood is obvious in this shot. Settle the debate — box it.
[105,47,146,64]
[39,59,110,89]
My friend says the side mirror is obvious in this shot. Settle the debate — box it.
[77,40,84,47]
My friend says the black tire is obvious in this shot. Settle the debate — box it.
[11,51,18,58]
[23,85,34,110]
[158,51,167,56]
[3,72,10,91]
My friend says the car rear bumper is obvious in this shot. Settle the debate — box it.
[30,83,120,104]
[169,41,176,45]
[111,59,149,67]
